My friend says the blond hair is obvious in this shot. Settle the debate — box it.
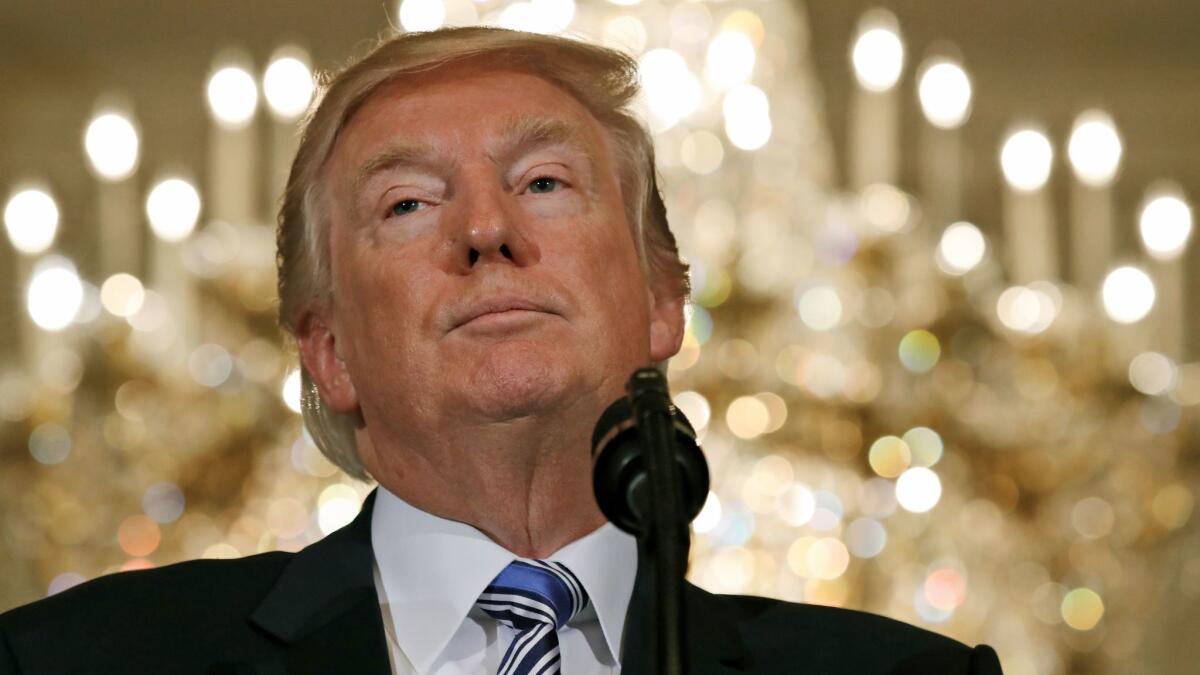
[277,26,689,479]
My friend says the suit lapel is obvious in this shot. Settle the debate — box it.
[249,490,391,675]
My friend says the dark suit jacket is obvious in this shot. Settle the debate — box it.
[0,491,1003,674]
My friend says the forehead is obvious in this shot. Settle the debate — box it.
[329,64,613,176]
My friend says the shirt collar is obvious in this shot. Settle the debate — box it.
[370,486,637,673]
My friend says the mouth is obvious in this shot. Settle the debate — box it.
[450,296,559,333]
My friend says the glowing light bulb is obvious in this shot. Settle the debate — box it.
[851,12,904,92]
[1067,110,1122,187]
[936,221,986,275]
[263,50,315,120]
[4,187,59,254]
[1139,192,1192,261]
[1000,128,1053,192]
[27,255,83,331]
[84,112,140,181]
[917,59,971,129]
[146,178,201,242]
[1102,266,1155,324]
[207,66,258,128]
[398,0,446,31]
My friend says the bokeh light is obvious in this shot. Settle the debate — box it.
[1000,128,1053,192]
[263,50,315,120]
[1067,110,1122,187]
[100,273,146,318]
[146,177,201,242]
[692,491,722,533]
[4,187,59,255]
[84,111,140,181]
[143,482,186,524]
[398,0,446,32]
[996,284,1057,334]
[868,435,911,478]
[796,285,843,331]
[27,255,84,331]
[206,65,259,128]
[705,31,756,89]
[845,517,887,558]
[722,84,772,151]
[317,484,361,535]
[1061,587,1105,630]
[29,423,71,465]
[898,329,940,373]
[282,370,303,414]
[1139,192,1192,260]
[638,48,701,131]
[917,58,972,129]
[896,467,942,513]
[118,515,161,558]
[851,17,904,92]
[935,221,986,275]
[1129,351,1177,396]
[673,390,711,431]
[1101,266,1155,324]
[726,395,770,439]
[902,427,944,467]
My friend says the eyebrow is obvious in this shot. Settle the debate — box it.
[349,114,599,200]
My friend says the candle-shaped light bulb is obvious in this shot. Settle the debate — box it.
[1102,266,1156,324]
[1067,110,1122,188]
[851,10,904,92]
[207,66,259,129]
[917,58,971,129]
[146,178,201,243]
[84,111,140,182]
[4,186,59,255]
[1139,191,1192,261]
[263,49,315,122]
[1000,128,1053,192]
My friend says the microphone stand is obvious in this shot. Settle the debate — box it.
[626,369,687,675]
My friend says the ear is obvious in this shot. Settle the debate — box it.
[648,283,686,363]
[295,310,360,414]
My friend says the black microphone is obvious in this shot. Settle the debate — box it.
[590,371,710,536]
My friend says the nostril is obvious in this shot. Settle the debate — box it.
[500,244,512,260]
[469,248,480,265]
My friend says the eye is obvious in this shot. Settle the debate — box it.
[527,177,560,194]
[389,198,423,217]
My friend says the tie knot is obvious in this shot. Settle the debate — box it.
[477,559,589,631]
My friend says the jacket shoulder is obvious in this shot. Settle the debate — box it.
[719,594,1002,674]
[0,552,292,673]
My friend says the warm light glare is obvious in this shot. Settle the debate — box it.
[1068,110,1122,187]
[796,285,842,331]
[146,178,201,242]
[207,66,259,128]
[100,273,146,318]
[398,0,446,31]
[1139,193,1193,260]
[639,48,701,131]
[1102,266,1156,324]
[896,467,942,513]
[917,59,971,129]
[84,112,140,181]
[263,53,315,120]
[282,370,303,413]
[706,31,756,89]
[996,285,1057,334]
[936,221,986,275]
[852,25,904,92]
[497,0,574,34]
[27,256,84,331]
[4,188,59,254]
[1000,129,1053,191]
[722,84,772,150]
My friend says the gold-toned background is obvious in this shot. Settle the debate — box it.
[2,2,1197,674]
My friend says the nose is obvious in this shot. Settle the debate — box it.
[449,179,539,273]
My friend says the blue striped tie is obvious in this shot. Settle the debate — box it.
[476,559,590,675]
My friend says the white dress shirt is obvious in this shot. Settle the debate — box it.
[371,486,638,675]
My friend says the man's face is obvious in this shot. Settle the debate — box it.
[301,63,684,447]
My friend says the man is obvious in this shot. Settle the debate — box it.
[0,27,1003,674]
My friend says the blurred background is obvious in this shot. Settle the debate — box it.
[1,1,1197,673]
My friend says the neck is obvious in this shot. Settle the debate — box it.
[356,398,608,558]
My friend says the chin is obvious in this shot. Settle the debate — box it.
[462,344,581,421]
